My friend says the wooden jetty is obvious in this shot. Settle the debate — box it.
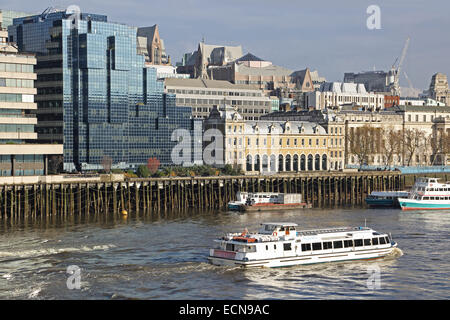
[0,171,409,221]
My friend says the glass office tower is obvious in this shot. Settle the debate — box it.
[9,9,197,172]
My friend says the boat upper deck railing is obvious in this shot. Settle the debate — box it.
[296,226,370,236]
[416,177,440,184]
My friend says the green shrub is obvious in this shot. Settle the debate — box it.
[137,165,150,178]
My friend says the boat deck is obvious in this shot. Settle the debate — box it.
[296,226,370,236]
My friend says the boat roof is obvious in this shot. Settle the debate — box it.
[416,177,440,182]
[296,226,371,236]
[261,222,298,227]
[370,191,409,196]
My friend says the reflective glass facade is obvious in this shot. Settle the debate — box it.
[10,11,197,171]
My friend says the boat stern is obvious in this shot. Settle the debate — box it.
[208,248,248,267]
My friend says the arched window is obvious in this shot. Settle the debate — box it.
[270,155,277,172]
[315,154,320,170]
[254,155,260,172]
[293,154,299,171]
[285,154,291,171]
[262,154,269,172]
[322,154,327,171]
[278,154,284,172]
[307,154,313,171]
[300,154,306,171]
[246,155,252,171]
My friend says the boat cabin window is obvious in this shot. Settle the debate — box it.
[372,238,379,245]
[343,240,353,248]
[301,243,311,251]
[312,242,322,251]
[226,243,235,251]
[385,236,390,243]
[323,241,332,250]
[379,237,386,245]
[264,225,276,232]
[364,239,371,246]
[283,243,292,251]
[333,240,343,249]
[354,239,363,247]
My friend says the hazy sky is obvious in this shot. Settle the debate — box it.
[2,0,449,90]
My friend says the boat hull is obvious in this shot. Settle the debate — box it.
[398,199,450,211]
[243,203,310,212]
[208,245,397,268]
[227,203,244,211]
[365,198,396,208]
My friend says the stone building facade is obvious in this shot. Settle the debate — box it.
[164,78,273,120]
[0,16,62,176]
[204,104,345,173]
[428,73,450,106]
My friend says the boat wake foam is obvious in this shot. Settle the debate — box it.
[0,244,116,260]
[387,247,404,258]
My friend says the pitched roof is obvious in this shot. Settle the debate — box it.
[235,52,264,62]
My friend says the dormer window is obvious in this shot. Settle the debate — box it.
[284,121,291,133]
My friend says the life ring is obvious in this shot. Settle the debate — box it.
[273,231,278,236]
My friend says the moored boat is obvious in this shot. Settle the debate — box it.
[208,222,400,268]
[398,177,450,211]
[227,192,308,212]
[365,191,410,208]
[227,192,251,210]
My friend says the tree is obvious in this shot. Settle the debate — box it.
[147,157,160,174]
[137,165,150,178]
[430,128,450,165]
[403,129,425,166]
[48,155,63,174]
[380,127,402,167]
[346,125,379,168]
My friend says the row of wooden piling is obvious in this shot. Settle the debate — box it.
[0,172,404,220]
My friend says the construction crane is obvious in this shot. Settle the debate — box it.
[403,72,414,90]
[389,37,410,96]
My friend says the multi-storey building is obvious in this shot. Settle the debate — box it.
[340,105,450,167]
[0,13,62,176]
[208,53,296,97]
[261,104,450,168]
[164,78,274,120]
[343,70,396,94]
[9,9,197,172]
[304,82,385,111]
[176,42,243,79]
[204,104,345,173]
[137,24,170,65]
[428,73,450,106]
[0,9,31,29]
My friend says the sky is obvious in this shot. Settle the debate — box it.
[2,0,449,90]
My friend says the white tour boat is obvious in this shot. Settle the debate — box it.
[398,177,450,211]
[208,222,399,268]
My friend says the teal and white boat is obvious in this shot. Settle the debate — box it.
[227,192,251,210]
[365,191,410,208]
[398,177,450,211]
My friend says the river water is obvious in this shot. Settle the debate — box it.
[0,207,449,300]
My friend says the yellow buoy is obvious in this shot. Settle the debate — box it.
[121,210,128,216]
